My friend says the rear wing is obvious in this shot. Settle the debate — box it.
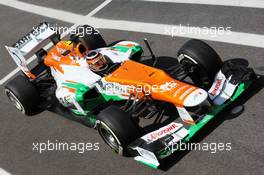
[11,22,58,55]
[5,22,59,79]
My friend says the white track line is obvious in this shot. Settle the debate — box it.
[0,168,12,175]
[0,0,112,85]
[0,0,263,48]
[0,0,264,84]
[86,0,112,17]
[140,0,264,9]
[0,0,83,24]
[88,17,264,48]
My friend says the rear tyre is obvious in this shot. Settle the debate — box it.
[177,39,223,89]
[4,75,40,115]
[73,25,106,50]
[96,105,141,156]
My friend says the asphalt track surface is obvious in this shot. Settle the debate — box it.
[0,0,263,175]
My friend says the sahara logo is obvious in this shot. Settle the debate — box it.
[147,123,179,142]
[210,79,223,96]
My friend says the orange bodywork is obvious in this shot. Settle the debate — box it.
[44,41,82,74]
[105,60,198,107]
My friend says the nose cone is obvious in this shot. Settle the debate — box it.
[184,88,208,107]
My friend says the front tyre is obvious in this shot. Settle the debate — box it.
[96,105,141,156]
[178,39,223,89]
[4,75,40,115]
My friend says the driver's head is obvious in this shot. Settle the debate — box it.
[85,50,108,72]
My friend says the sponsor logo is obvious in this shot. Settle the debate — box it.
[14,23,49,49]
[210,79,222,96]
[147,123,179,142]
[160,81,178,92]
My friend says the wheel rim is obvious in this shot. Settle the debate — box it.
[5,89,25,114]
[98,122,120,153]
[180,56,211,88]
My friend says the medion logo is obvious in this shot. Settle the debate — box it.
[147,123,179,141]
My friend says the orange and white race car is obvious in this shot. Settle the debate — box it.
[4,22,256,168]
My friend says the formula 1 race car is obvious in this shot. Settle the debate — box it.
[4,22,256,168]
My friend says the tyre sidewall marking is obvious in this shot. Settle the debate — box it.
[4,88,25,114]
[97,121,124,155]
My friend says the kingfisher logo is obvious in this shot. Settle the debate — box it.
[146,123,180,142]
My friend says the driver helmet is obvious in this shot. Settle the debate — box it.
[85,50,108,72]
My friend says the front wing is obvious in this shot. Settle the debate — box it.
[128,80,252,168]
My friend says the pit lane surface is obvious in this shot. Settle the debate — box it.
[0,0,263,175]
